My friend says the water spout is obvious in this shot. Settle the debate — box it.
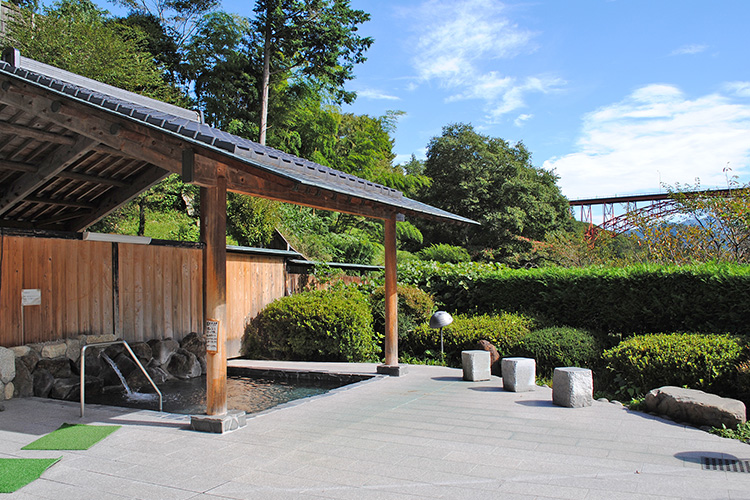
[101,351,133,396]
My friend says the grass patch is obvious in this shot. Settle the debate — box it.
[22,424,120,451]
[710,421,750,443]
[0,458,60,493]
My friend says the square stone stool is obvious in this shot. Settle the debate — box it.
[461,350,491,381]
[552,367,593,408]
[501,357,536,392]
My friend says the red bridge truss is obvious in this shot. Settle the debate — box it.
[568,188,735,238]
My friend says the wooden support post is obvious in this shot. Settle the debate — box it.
[201,176,228,415]
[377,213,406,376]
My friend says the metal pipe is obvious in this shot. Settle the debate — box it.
[80,340,163,418]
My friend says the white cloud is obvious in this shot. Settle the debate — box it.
[544,84,750,200]
[410,0,534,84]
[670,44,708,56]
[356,88,401,101]
[724,81,750,97]
[514,113,533,127]
[404,0,559,117]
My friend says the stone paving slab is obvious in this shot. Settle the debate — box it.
[0,362,749,499]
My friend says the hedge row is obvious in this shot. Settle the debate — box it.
[399,261,750,334]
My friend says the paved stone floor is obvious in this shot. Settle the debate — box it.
[1,362,749,499]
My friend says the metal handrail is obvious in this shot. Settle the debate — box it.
[80,340,163,417]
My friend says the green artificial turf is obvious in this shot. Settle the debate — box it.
[21,423,120,451]
[0,458,60,493]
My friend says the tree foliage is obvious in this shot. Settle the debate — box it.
[418,123,570,263]
[627,178,750,264]
[253,0,372,144]
[2,0,186,104]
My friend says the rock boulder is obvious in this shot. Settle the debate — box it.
[645,386,746,429]
[150,339,179,366]
[166,348,201,379]
[0,347,15,384]
[476,340,501,377]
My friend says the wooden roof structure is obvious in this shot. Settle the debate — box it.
[0,49,476,418]
[0,50,474,230]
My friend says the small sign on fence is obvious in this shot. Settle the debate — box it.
[21,289,42,306]
[205,319,219,353]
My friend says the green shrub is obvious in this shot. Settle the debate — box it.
[403,312,534,366]
[242,286,380,362]
[417,244,471,263]
[398,261,750,335]
[602,333,743,395]
[370,284,434,338]
[509,327,602,378]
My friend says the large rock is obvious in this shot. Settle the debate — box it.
[476,340,501,377]
[81,334,117,346]
[65,338,81,363]
[10,345,31,358]
[75,348,105,377]
[150,339,179,366]
[33,369,55,398]
[49,377,102,401]
[0,347,15,384]
[166,348,201,379]
[130,342,153,366]
[18,349,40,373]
[13,358,33,398]
[645,386,746,429]
[49,377,79,401]
[180,332,207,375]
[36,357,73,378]
[126,366,171,392]
[40,342,67,359]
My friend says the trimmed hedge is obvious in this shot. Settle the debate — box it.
[602,333,743,395]
[403,312,533,366]
[509,327,602,378]
[399,261,750,334]
[370,284,434,338]
[242,286,380,362]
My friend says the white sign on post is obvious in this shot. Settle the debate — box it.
[21,289,42,306]
[205,319,219,353]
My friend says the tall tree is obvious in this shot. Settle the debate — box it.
[252,0,372,144]
[110,0,218,48]
[419,123,570,262]
[3,0,185,104]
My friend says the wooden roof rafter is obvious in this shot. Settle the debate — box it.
[0,52,476,233]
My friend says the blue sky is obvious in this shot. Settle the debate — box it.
[93,0,750,201]
[335,0,750,201]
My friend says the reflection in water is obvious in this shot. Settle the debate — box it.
[86,375,344,415]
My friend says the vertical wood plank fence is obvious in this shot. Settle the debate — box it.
[0,234,293,357]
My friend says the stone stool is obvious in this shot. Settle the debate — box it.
[552,367,593,408]
[461,350,491,381]
[501,357,536,392]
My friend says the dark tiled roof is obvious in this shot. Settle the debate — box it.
[0,54,477,225]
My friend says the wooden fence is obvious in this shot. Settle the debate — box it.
[0,233,293,357]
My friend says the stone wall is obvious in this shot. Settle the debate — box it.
[0,333,207,404]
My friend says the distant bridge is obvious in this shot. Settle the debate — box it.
[568,188,735,236]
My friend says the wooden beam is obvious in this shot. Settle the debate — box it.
[65,166,170,231]
[0,136,95,216]
[25,196,95,210]
[0,120,77,145]
[225,164,393,220]
[57,171,129,187]
[0,81,185,174]
[201,176,228,416]
[0,158,38,173]
[383,213,398,366]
